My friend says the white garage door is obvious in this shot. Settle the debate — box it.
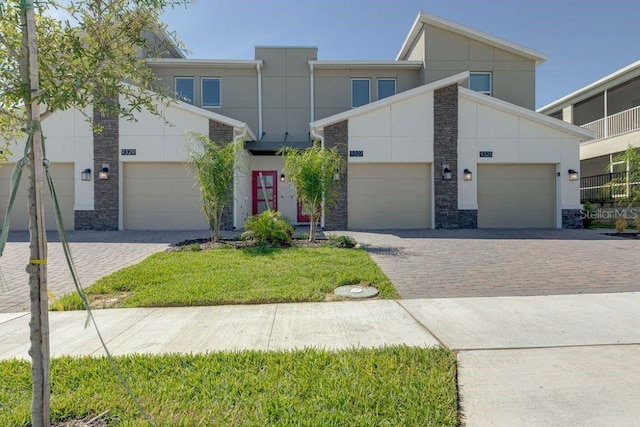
[0,163,75,231]
[348,163,431,229]
[123,163,208,230]
[478,164,556,228]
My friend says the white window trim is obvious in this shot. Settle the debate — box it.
[377,78,397,100]
[201,77,222,108]
[351,78,371,108]
[470,72,492,96]
[175,76,195,104]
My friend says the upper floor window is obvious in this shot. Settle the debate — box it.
[175,77,195,104]
[351,79,371,108]
[202,78,221,108]
[377,79,396,100]
[470,72,492,96]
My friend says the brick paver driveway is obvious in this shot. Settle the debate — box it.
[343,229,640,299]
[0,230,209,313]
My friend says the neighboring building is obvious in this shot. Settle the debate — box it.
[538,61,640,203]
[0,12,592,231]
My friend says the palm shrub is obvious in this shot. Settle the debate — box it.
[279,142,344,242]
[242,210,294,246]
[186,132,242,242]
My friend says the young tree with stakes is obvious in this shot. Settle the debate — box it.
[0,1,190,424]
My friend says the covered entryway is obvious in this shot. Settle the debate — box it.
[477,164,556,228]
[348,163,431,229]
[123,163,208,230]
[0,163,74,230]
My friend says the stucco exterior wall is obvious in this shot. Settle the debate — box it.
[314,68,421,121]
[420,25,536,109]
[118,100,209,163]
[250,155,298,223]
[347,92,434,163]
[256,47,316,143]
[149,65,259,132]
[4,108,94,212]
[458,92,583,227]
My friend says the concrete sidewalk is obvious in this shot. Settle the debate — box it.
[2,292,640,425]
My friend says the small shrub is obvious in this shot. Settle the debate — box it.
[242,210,294,246]
[615,217,628,233]
[634,216,640,232]
[582,201,594,229]
[186,243,202,252]
[297,232,310,240]
[327,234,356,248]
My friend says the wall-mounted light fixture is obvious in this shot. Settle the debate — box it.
[568,169,578,181]
[463,168,473,182]
[81,168,92,181]
[443,165,452,181]
[333,168,341,181]
[98,165,109,180]
[280,173,286,182]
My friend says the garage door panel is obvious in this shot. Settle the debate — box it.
[348,163,431,229]
[126,180,198,196]
[481,179,555,195]
[0,163,74,230]
[478,164,555,228]
[124,163,207,230]
[480,165,552,179]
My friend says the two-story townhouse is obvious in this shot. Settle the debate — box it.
[0,12,592,232]
[538,61,640,205]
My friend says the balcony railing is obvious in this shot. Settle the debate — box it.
[581,171,640,203]
[581,105,640,140]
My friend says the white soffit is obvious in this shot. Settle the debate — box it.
[397,12,547,65]
[460,87,595,140]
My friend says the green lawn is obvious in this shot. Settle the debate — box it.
[0,346,458,426]
[57,246,396,310]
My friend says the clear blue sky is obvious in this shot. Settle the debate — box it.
[163,0,640,109]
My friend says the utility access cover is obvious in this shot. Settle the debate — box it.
[334,285,379,299]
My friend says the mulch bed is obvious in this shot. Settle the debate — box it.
[169,237,329,252]
[604,232,640,239]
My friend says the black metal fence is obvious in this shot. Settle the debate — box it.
[580,172,639,203]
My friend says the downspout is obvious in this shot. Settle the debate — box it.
[257,62,263,137]
[309,62,315,123]
[310,125,326,228]
[233,126,249,230]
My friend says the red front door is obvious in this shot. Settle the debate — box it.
[252,171,278,215]
[297,200,310,223]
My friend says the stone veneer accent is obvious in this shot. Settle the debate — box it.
[433,84,460,229]
[562,209,583,229]
[458,209,478,229]
[74,108,120,230]
[209,119,235,230]
[209,119,234,143]
[323,121,348,230]
[74,210,94,230]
